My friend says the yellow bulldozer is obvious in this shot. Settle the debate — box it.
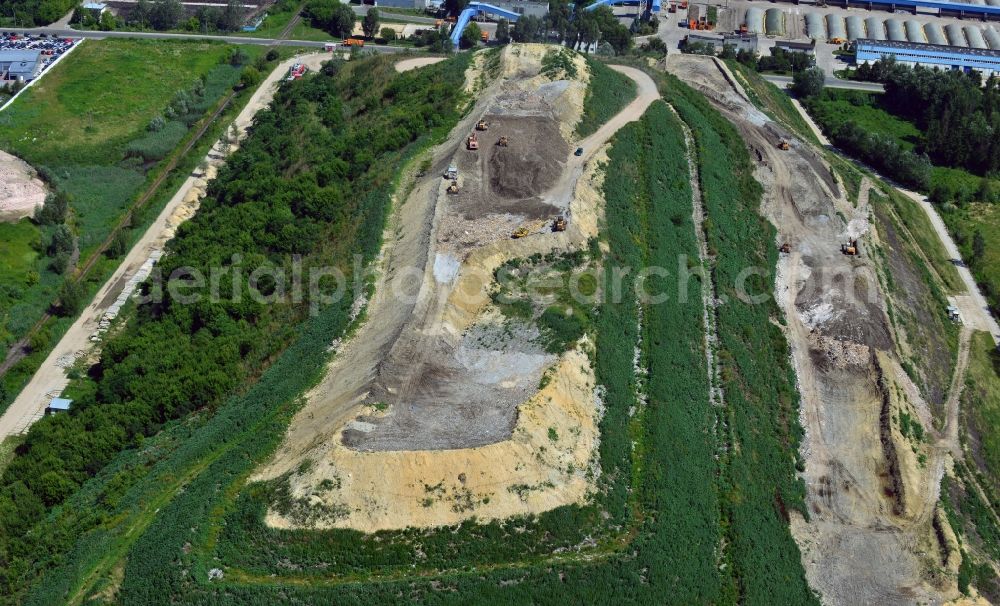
[552,216,567,232]
[446,180,459,194]
[841,239,859,256]
[497,135,509,147]
[777,140,790,151]
[476,120,488,131]
[467,133,479,151]
[511,226,529,239]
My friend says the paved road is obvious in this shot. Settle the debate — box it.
[763,74,885,93]
[2,25,404,51]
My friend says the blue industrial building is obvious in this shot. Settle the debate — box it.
[856,38,1000,75]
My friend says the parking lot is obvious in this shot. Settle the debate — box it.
[1,33,76,82]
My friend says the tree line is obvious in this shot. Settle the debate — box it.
[0,53,471,601]
[72,0,250,33]
[855,57,1000,177]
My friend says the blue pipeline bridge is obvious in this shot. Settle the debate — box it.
[449,0,661,47]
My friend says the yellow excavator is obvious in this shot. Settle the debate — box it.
[841,239,859,256]
[512,219,546,239]
[446,180,459,194]
[777,140,790,151]
[497,135,509,147]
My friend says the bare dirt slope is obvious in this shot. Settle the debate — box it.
[667,55,959,605]
[0,150,46,221]
[253,46,658,532]
[0,53,329,440]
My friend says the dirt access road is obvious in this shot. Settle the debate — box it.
[254,50,657,531]
[788,97,1000,348]
[667,55,956,604]
[0,52,330,440]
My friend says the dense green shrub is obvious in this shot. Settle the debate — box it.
[0,53,472,602]
[576,57,636,137]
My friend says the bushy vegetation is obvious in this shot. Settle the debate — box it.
[487,0,631,55]
[0,0,74,26]
[0,40,259,413]
[6,94,729,603]
[713,45,814,75]
[852,59,1000,176]
[0,53,472,602]
[576,57,636,137]
[304,0,357,38]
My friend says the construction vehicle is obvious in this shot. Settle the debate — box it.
[481,31,489,42]
[679,0,688,7]
[841,239,859,256]
[689,19,697,29]
[447,180,459,194]
[552,216,567,232]
[511,220,545,239]
[286,63,307,81]
[476,120,488,131]
[668,2,677,12]
[467,133,479,150]
[739,23,748,33]
[779,242,791,254]
[777,140,790,150]
[829,37,845,44]
[497,135,509,147]
[445,164,458,180]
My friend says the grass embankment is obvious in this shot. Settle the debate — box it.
[963,331,1000,492]
[725,61,820,146]
[130,100,719,603]
[13,96,721,602]
[660,74,815,605]
[0,38,263,412]
[575,57,637,138]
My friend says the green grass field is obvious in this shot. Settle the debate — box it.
[807,90,923,151]
[0,39,240,166]
[0,38,261,413]
[0,219,39,287]
[946,202,1000,301]
[964,331,1000,491]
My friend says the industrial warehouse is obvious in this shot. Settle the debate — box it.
[0,49,41,82]
[855,37,1000,74]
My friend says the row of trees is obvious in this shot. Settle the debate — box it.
[304,0,356,38]
[441,0,633,54]
[0,54,474,600]
[73,0,247,32]
[831,120,933,190]
[854,57,1000,176]
[0,0,74,27]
